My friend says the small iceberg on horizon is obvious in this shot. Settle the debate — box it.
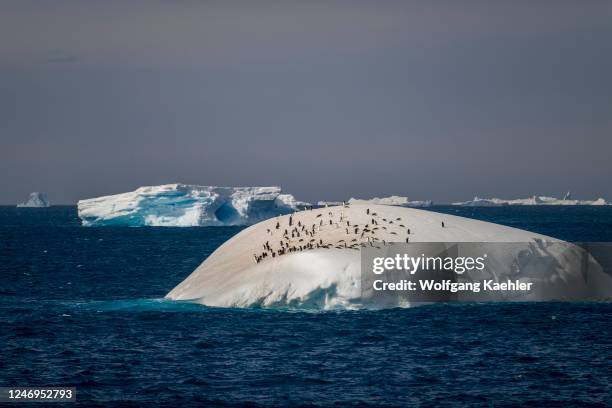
[318,196,433,208]
[453,192,608,207]
[17,192,51,208]
[349,196,433,208]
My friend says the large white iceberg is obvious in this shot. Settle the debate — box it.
[453,192,609,207]
[78,184,310,227]
[166,204,612,309]
[17,192,50,208]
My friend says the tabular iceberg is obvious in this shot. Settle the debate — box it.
[17,192,50,208]
[317,201,343,206]
[318,196,432,208]
[349,196,433,207]
[77,184,310,227]
[453,193,609,206]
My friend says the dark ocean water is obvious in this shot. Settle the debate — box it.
[1,206,611,407]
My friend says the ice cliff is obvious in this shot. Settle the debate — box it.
[77,184,310,227]
[17,192,50,208]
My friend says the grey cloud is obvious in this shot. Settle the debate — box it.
[1,1,611,204]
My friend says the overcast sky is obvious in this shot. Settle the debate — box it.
[1,1,611,204]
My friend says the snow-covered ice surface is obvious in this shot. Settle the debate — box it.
[349,196,433,207]
[78,184,309,227]
[17,192,50,208]
[166,204,612,309]
[454,193,608,206]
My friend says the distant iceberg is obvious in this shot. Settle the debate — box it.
[78,184,310,227]
[17,192,50,208]
[317,201,343,207]
[349,196,433,208]
[453,192,609,207]
[317,197,432,208]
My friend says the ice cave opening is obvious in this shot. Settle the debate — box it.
[214,202,240,224]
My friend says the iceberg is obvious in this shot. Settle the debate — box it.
[317,201,343,206]
[166,204,612,309]
[317,196,433,208]
[17,192,50,208]
[453,193,609,206]
[77,184,310,227]
[349,196,433,207]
